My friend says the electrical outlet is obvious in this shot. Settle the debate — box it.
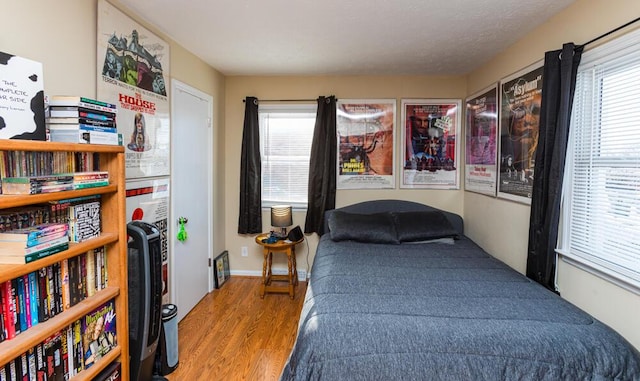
[241,246,248,257]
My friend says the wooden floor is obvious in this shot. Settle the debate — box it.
[165,276,307,381]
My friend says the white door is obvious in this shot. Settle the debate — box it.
[171,80,213,322]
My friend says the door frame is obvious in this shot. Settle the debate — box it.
[170,79,215,305]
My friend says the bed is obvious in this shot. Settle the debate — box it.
[280,200,640,380]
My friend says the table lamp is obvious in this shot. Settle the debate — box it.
[271,205,292,239]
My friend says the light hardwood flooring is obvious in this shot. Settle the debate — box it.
[165,276,307,381]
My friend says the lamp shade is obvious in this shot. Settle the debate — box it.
[271,205,293,228]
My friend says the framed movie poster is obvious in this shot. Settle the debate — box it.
[400,99,461,189]
[465,85,499,196]
[214,250,230,289]
[125,177,170,303]
[97,0,171,179]
[336,99,396,189]
[498,62,543,204]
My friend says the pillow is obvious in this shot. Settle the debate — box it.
[392,210,459,243]
[328,211,399,244]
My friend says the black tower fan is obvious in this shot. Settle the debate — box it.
[127,221,163,381]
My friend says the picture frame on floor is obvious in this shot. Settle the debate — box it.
[214,250,230,288]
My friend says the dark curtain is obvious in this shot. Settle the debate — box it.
[304,96,337,235]
[526,43,583,290]
[238,96,262,234]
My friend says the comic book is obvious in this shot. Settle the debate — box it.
[81,300,116,369]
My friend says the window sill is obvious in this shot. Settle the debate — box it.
[557,250,640,296]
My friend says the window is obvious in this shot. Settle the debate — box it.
[559,28,640,291]
[259,104,316,209]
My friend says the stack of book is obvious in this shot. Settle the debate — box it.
[0,222,69,264]
[1,174,74,195]
[71,171,109,190]
[46,96,118,145]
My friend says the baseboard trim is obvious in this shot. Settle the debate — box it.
[231,269,307,281]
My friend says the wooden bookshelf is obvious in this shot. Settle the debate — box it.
[0,141,129,379]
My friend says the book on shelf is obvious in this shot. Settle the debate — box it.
[48,124,118,146]
[71,171,110,190]
[47,106,116,119]
[0,51,46,141]
[47,95,117,114]
[67,196,101,243]
[1,174,74,195]
[0,235,69,255]
[82,299,117,369]
[15,276,27,333]
[27,272,39,328]
[0,222,69,247]
[46,117,116,128]
[0,242,69,265]
[0,289,5,342]
[1,280,17,340]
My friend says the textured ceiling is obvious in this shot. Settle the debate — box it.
[118,0,576,76]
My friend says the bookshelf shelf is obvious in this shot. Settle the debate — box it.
[0,233,118,284]
[0,141,129,379]
[0,185,118,209]
[71,346,122,381]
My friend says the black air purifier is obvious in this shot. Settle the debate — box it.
[127,221,164,381]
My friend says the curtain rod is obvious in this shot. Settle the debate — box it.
[580,16,640,49]
[242,98,317,103]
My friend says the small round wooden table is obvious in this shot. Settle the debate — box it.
[255,234,303,299]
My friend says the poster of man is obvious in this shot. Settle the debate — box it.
[401,99,460,189]
[337,99,395,189]
[465,85,498,196]
[498,63,543,203]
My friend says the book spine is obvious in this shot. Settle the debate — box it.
[24,236,69,255]
[72,181,109,190]
[46,266,55,318]
[61,259,70,311]
[71,320,84,374]
[79,110,115,122]
[0,289,5,342]
[68,256,80,307]
[15,277,27,333]
[79,97,116,110]
[22,275,31,330]
[28,272,39,328]
[53,262,62,316]
[27,348,36,381]
[79,254,87,301]
[1,281,15,340]
[24,243,69,264]
[26,230,69,248]
[19,352,27,381]
[36,343,46,381]
[61,326,69,379]
[37,268,50,323]
[10,280,20,336]
[86,250,96,298]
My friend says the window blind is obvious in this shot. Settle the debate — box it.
[259,105,316,208]
[560,28,640,290]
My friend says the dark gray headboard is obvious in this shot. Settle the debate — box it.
[322,199,464,236]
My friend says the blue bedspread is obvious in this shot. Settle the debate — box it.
[281,235,640,380]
